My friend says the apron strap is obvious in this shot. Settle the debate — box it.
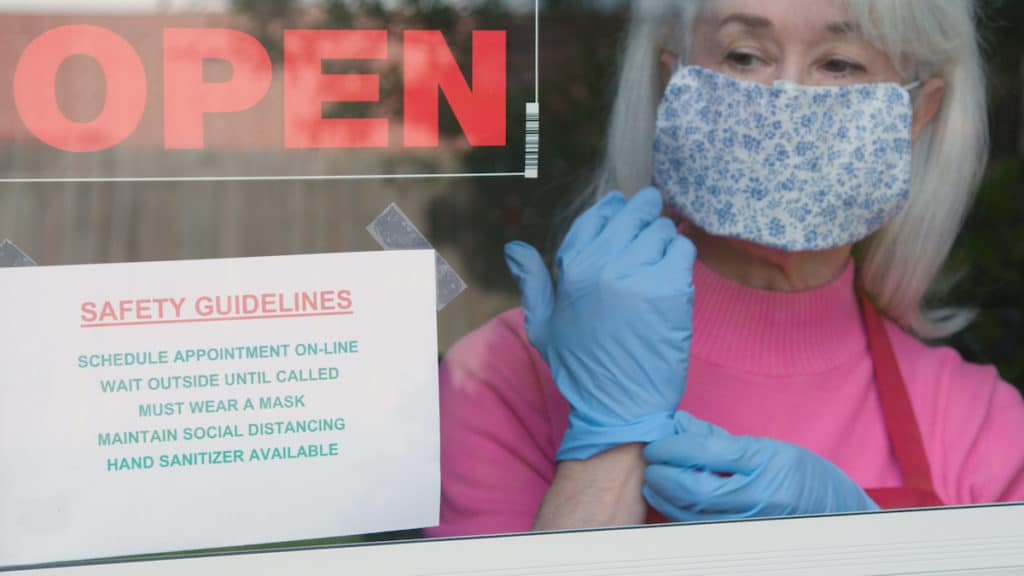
[866,487,945,509]
[857,284,940,499]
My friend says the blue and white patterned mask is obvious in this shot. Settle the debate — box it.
[653,66,916,252]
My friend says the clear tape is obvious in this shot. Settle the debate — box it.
[0,240,37,267]
[366,203,467,311]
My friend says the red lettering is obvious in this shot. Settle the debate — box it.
[81,302,98,323]
[259,293,274,314]
[278,293,295,313]
[283,30,388,149]
[136,299,152,320]
[403,30,506,147]
[15,26,509,152]
[13,25,147,152]
[337,290,353,310]
[317,289,331,310]
[98,302,117,322]
[194,296,213,317]
[163,29,272,149]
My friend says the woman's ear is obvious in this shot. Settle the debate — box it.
[659,48,679,91]
[911,77,945,142]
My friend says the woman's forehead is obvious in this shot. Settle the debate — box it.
[698,0,856,37]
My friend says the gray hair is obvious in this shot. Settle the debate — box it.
[587,0,988,339]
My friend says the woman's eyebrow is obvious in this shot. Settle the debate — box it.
[826,21,861,35]
[717,14,861,37]
[718,13,772,31]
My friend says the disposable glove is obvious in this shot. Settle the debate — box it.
[643,411,879,521]
[503,188,696,460]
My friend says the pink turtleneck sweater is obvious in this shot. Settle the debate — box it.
[425,260,1024,537]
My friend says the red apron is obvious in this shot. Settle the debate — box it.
[857,286,945,508]
[647,285,943,524]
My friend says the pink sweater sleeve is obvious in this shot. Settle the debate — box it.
[938,355,1024,504]
[892,321,1024,505]
[423,310,561,538]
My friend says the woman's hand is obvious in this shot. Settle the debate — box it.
[643,411,880,520]
[504,188,696,460]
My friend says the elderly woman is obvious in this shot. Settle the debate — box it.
[425,0,1024,537]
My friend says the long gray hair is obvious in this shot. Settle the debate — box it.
[585,0,988,339]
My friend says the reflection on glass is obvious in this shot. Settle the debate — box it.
[428,0,1024,540]
[0,0,1021,556]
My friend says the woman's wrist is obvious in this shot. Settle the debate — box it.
[532,443,647,531]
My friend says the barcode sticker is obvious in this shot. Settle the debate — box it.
[525,102,539,179]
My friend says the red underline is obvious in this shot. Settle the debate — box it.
[80,310,355,328]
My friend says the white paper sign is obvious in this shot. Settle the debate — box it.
[0,250,440,568]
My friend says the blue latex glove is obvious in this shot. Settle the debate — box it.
[503,188,696,460]
[643,411,879,520]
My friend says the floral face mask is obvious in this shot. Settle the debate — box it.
[653,65,917,252]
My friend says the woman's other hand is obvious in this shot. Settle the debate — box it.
[644,411,880,520]
[504,187,696,460]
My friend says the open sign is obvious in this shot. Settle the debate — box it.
[12,25,507,152]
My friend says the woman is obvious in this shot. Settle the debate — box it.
[425,0,1024,537]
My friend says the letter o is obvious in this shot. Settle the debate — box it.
[13,25,147,152]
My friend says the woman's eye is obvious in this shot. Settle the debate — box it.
[822,58,866,76]
[725,51,762,69]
